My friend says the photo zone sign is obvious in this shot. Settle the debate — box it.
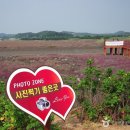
[7,66,75,125]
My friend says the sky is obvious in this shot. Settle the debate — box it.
[0,0,130,34]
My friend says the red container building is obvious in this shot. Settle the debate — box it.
[104,40,130,57]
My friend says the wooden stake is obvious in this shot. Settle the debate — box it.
[44,118,51,130]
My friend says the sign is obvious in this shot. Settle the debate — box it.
[6,66,75,125]
[105,41,124,46]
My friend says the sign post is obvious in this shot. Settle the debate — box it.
[6,66,75,127]
[44,117,51,130]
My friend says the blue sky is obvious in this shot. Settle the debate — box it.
[0,0,130,34]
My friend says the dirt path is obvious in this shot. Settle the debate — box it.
[53,115,130,130]
[0,48,102,57]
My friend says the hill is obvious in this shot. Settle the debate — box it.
[0,30,130,40]
[15,31,73,40]
[114,31,130,36]
[0,33,15,39]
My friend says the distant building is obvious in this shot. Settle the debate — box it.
[104,40,130,57]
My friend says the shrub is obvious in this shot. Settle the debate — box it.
[68,59,130,123]
[0,81,61,130]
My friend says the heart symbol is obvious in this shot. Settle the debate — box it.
[6,66,75,125]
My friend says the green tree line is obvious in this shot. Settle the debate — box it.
[15,31,130,40]
[15,31,73,40]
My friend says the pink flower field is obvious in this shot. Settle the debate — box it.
[0,54,130,82]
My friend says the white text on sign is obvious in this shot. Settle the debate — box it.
[13,78,44,88]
